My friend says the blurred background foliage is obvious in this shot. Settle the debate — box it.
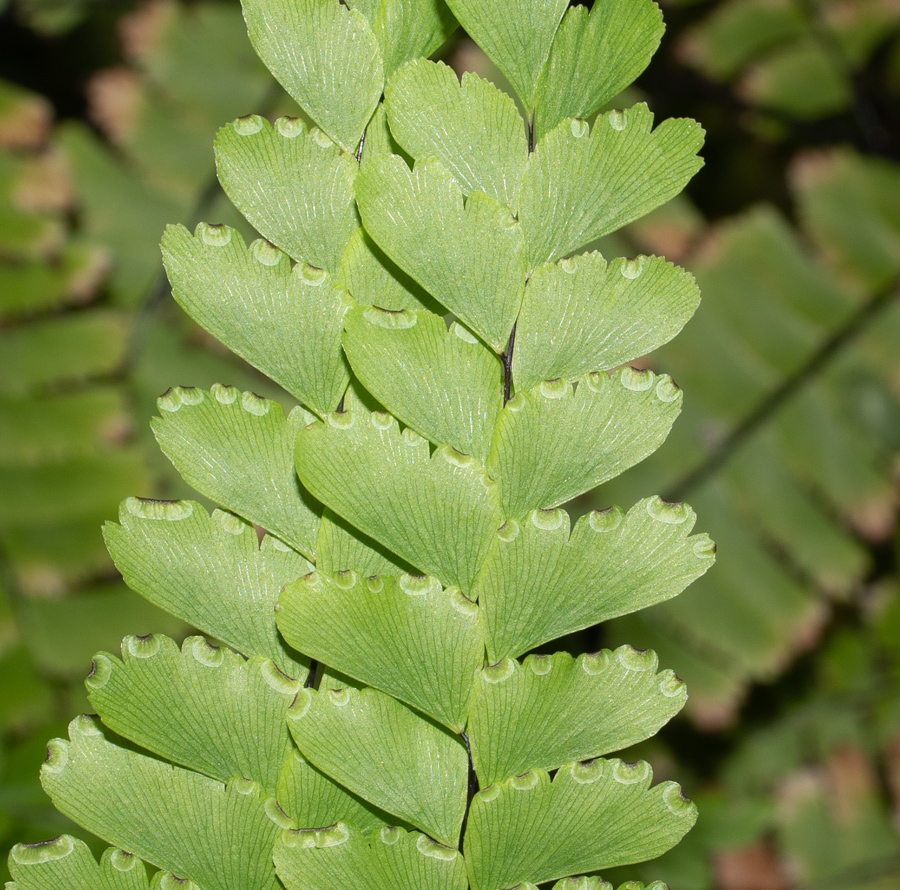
[0,0,898,888]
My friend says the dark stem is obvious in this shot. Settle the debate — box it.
[527,114,535,153]
[304,660,319,689]
[502,323,517,404]
[355,129,366,164]
[666,278,900,500]
[458,731,478,845]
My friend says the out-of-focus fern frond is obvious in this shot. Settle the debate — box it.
[600,147,900,727]
[678,0,900,124]
[621,577,900,889]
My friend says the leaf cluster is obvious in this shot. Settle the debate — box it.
[6,1,716,888]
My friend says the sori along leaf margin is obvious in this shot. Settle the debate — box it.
[7,1,715,888]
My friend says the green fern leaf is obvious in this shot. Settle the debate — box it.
[275,823,467,890]
[8,837,150,890]
[103,498,308,674]
[337,227,433,311]
[5,0,715,883]
[277,750,390,834]
[489,371,682,519]
[242,0,383,152]
[213,116,358,273]
[533,0,664,140]
[513,253,700,392]
[385,59,527,210]
[342,306,503,461]
[295,407,500,592]
[85,634,299,795]
[41,716,280,890]
[347,0,457,79]
[473,499,715,661]
[468,648,687,786]
[315,508,411,576]
[161,224,350,414]
[356,154,526,351]
[286,686,468,845]
[444,0,568,110]
[278,571,482,731]
[520,105,705,270]
[465,762,697,890]
[357,102,407,167]
[151,385,320,557]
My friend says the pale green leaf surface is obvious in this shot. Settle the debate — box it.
[338,226,433,311]
[468,648,687,786]
[295,409,501,593]
[275,823,467,890]
[162,224,350,414]
[86,634,299,796]
[343,306,503,460]
[317,665,367,693]
[316,508,411,576]
[520,106,705,270]
[513,253,700,392]
[473,498,716,661]
[465,761,697,890]
[343,0,378,19]
[286,686,468,845]
[278,571,483,731]
[278,750,389,834]
[358,102,409,168]
[534,0,664,140]
[242,0,382,151]
[489,371,682,519]
[151,386,320,557]
[214,116,358,273]
[444,0,568,110]
[549,879,662,890]
[104,498,308,675]
[618,482,818,691]
[347,0,457,78]
[356,154,526,350]
[41,717,280,890]
[385,59,527,209]
[8,837,149,890]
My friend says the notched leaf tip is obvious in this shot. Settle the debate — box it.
[124,495,193,521]
[282,821,350,849]
[10,835,75,865]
